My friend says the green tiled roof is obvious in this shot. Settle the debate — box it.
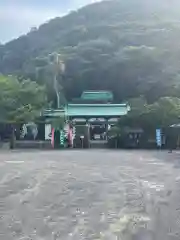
[43,109,66,117]
[43,103,130,118]
[81,91,113,101]
[66,103,129,117]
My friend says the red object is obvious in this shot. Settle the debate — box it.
[68,127,73,147]
[51,128,54,148]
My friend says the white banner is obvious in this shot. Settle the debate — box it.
[45,124,52,140]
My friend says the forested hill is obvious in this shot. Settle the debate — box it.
[1,0,180,102]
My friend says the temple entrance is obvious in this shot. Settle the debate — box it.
[89,121,108,148]
[90,124,107,141]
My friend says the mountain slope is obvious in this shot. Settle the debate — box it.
[1,0,180,102]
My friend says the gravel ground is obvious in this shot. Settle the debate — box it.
[0,150,180,240]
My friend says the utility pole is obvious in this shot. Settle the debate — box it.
[53,53,60,109]
[50,53,65,109]
[35,53,65,109]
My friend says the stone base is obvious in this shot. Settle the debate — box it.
[14,140,53,149]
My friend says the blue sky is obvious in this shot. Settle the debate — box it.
[0,0,99,44]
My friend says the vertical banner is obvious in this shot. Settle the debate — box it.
[45,124,52,140]
[156,129,162,147]
[51,128,54,148]
[60,130,65,147]
[68,127,73,147]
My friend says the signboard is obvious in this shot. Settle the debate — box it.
[156,129,162,147]
[94,134,101,140]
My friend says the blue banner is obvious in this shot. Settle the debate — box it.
[156,129,162,147]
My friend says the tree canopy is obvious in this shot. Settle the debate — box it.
[0,0,180,131]
[0,75,47,123]
[119,96,180,131]
[1,0,180,103]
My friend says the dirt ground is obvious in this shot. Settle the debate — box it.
[0,150,180,240]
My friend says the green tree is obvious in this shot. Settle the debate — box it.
[145,97,180,129]
[0,75,47,123]
[119,96,148,128]
[120,96,180,131]
[1,0,180,102]
[0,75,47,148]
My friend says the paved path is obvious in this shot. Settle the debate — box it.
[0,150,180,240]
